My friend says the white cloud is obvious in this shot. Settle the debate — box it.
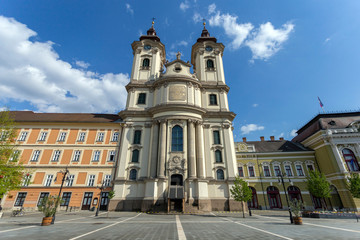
[125,3,134,15]
[193,12,203,23]
[180,1,190,12]
[290,129,297,137]
[252,103,258,107]
[240,124,265,135]
[324,37,331,44]
[209,12,254,49]
[0,16,129,113]
[208,3,216,14]
[278,132,284,138]
[245,22,294,61]
[171,40,188,50]
[75,60,90,69]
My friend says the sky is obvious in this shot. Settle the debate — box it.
[1,0,360,142]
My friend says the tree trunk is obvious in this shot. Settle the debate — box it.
[242,201,245,218]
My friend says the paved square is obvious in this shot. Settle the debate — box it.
[0,211,359,239]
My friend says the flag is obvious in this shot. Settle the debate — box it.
[317,97,324,108]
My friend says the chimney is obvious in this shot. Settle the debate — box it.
[279,137,284,140]
[270,136,275,141]
[260,136,264,141]
[242,137,247,142]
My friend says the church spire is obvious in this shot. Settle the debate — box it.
[140,18,161,42]
[196,19,217,43]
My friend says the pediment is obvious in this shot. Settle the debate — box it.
[163,59,193,78]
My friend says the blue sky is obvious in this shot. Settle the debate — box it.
[1,0,360,141]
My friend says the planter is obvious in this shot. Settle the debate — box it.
[293,216,303,225]
[41,217,53,226]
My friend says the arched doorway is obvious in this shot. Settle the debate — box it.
[171,174,183,186]
[330,185,343,210]
[168,174,184,212]
[288,186,302,202]
[248,187,258,209]
[267,186,282,209]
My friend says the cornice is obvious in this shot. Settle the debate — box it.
[203,111,236,121]
[148,103,207,115]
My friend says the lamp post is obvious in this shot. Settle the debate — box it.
[277,171,293,224]
[95,181,105,217]
[52,167,69,224]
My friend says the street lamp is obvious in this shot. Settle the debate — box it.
[277,171,293,224]
[52,167,69,224]
[95,181,105,217]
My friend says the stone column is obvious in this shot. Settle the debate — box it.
[158,120,167,178]
[196,121,205,179]
[188,120,196,178]
[149,121,159,178]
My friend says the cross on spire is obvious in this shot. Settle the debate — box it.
[203,18,206,28]
[152,17,156,27]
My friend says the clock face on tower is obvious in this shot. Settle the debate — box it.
[144,45,151,50]
[205,46,213,52]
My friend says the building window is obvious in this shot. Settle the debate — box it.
[342,148,360,171]
[215,150,222,163]
[44,174,53,187]
[238,166,244,177]
[92,151,101,162]
[73,150,81,162]
[142,58,150,67]
[274,165,281,177]
[267,186,282,209]
[171,125,183,152]
[137,93,146,104]
[88,174,95,186]
[248,166,255,177]
[14,192,27,207]
[66,174,75,187]
[31,150,41,162]
[52,150,61,162]
[108,150,116,162]
[209,94,218,105]
[104,175,111,187]
[22,174,32,187]
[216,169,224,180]
[263,166,271,177]
[58,132,67,142]
[61,192,72,206]
[37,192,49,206]
[78,132,86,142]
[131,149,139,163]
[18,131,28,141]
[38,132,48,141]
[285,165,293,176]
[133,130,141,144]
[248,187,258,209]
[9,150,20,162]
[288,186,302,201]
[296,165,304,176]
[112,132,119,142]
[213,130,221,144]
[129,169,137,180]
[206,59,214,69]
[97,132,104,142]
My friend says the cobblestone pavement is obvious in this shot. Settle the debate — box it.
[0,210,359,240]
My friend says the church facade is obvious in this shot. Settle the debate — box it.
[1,24,360,213]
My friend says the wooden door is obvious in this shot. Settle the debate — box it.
[81,192,93,210]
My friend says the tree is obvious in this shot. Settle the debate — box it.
[0,110,25,199]
[347,173,360,198]
[305,170,331,211]
[230,176,252,218]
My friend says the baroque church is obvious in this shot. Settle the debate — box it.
[1,22,360,213]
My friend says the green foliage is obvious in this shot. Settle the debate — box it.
[38,195,61,217]
[289,199,304,217]
[108,190,115,200]
[347,173,360,198]
[306,170,331,198]
[0,110,24,198]
[230,177,252,202]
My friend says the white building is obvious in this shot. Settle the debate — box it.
[109,22,241,212]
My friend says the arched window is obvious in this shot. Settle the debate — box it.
[342,148,360,171]
[248,187,258,209]
[216,169,224,180]
[207,59,214,69]
[267,186,282,209]
[287,186,302,202]
[142,58,150,67]
[131,149,139,163]
[215,150,222,163]
[129,169,137,180]
[171,125,183,152]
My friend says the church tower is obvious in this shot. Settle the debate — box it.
[110,22,240,212]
